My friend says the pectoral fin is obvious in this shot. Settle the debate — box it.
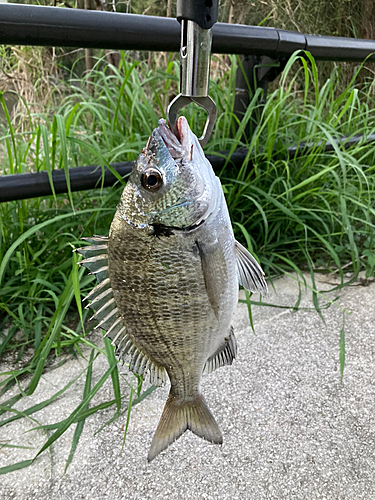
[195,240,227,320]
[235,240,267,294]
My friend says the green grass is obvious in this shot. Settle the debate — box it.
[1,50,375,473]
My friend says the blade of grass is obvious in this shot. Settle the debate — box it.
[93,384,157,435]
[27,272,75,394]
[104,337,121,414]
[40,123,56,201]
[0,366,88,428]
[0,459,34,475]
[0,208,111,287]
[33,361,118,460]
[244,290,255,334]
[55,114,74,209]
[121,385,134,451]
[64,349,95,473]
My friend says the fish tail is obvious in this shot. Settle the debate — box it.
[148,391,222,462]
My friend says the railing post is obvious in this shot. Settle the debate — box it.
[232,55,287,140]
[233,55,256,139]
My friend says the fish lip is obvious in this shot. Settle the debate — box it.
[156,118,190,160]
[137,117,220,229]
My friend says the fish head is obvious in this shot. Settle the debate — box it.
[118,117,221,230]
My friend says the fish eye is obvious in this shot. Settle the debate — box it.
[141,169,163,191]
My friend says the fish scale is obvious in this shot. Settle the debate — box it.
[109,210,213,380]
[77,117,267,461]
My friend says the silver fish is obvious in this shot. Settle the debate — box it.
[77,117,267,461]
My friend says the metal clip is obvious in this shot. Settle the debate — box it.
[167,19,217,147]
[167,94,217,147]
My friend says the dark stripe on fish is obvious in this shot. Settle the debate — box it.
[152,224,175,238]
[152,219,205,238]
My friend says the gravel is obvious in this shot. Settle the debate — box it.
[1,273,374,500]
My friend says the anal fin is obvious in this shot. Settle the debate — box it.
[205,326,237,374]
[116,332,166,387]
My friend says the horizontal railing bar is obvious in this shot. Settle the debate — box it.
[286,133,375,158]
[0,4,374,61]
[2,134,375,203]
[0,151,247,203]
[0,162,133,203]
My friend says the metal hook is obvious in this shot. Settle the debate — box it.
[167,94,217,148]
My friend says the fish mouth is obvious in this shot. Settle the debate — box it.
[143,117,219,229]
[156,118,191,160]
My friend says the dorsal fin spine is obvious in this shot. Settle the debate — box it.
[94,307,118,330]
[85,287,113,308]
[78,235,167,388]
[83,278,111,302]
[90,297,116,321]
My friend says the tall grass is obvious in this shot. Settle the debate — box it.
[1,50,375,473]
[226,54,375,285]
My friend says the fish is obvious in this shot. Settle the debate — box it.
[76,117,267,461]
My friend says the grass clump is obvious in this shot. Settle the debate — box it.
[0,50,375,473]
[225,53,375,285]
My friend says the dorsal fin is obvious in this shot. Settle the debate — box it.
[76,238,110,284]
[78,255,109,274]
[76,236,166,387]
[235,240,268,294]
[84,287,112,310]
[83,277,111,302]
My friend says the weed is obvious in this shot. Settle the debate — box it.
[0,51,374,473]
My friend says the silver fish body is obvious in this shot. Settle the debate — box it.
[77,117,267,461]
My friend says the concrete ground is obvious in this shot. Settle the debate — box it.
[0,273,374,500]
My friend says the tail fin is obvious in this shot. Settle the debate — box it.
[148,392,222,461]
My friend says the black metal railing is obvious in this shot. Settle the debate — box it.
[1,3,375,203]
[0,4,375,60]
[3,134,375,203]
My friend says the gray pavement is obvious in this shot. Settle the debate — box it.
[0,273,374,500]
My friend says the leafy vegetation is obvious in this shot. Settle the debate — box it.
[1,49,375,473]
